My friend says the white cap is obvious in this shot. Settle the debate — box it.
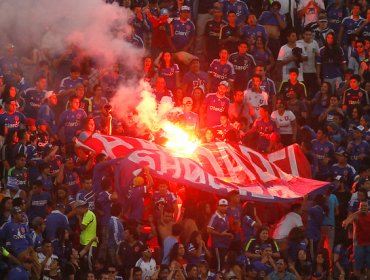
[218,199,228,206]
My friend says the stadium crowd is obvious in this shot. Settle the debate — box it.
[0,0,370,279]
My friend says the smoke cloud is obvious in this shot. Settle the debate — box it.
[0,0,143,69]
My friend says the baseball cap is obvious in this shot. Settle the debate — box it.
[318,14,328,22]
[44,91,56,101]
[180,5,191,12]
[11,206,23,214]
[219,80,229,88]
[160,8,169,16]
[74,200,88,208]
[182,97,193,105]
[219,199,228,206]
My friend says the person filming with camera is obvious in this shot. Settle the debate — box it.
[277,30,307,83]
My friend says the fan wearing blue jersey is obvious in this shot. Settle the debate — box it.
[167,6,195,52]
[22,76,47,120]
[208,48,235,93]
[240,14,268,47]
[221,0,250,26]
[201,81,230,127]
[0,44,20,83]
[229,41,256,91]
[311,127,335,180]
[0,98,26,137]
[338,3,365,48]
[58,65,84,106]
[355,8,370,41]
[58,95,87,144]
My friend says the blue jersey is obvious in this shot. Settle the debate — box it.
[159,64,180,90]
[208,211,231,248]
[242,215,256,242]
[229,52,256,90]
[76,189,95,211]
[63,169,81,196]
[37,104,57,134]
[28,192,51,220]
[169,18,195,51]
[59,76,84,91]
[331,163,356,185]
[126,185,146,221]
[222,0,250,25]
[252,118,277,152]
[258,11,286,26]
[0,112,26,135]
[58,109,87,143]
[182,70,208,96]
[91,96,109,118]
[108,216,124,248]
[327,4,349,34]
[7,265,30,280]
[186,242,206,265]
[250,48,273,67]
[347,140,369,170]
[0,221,32,256]
[22,87,46,119]
[317,46,346,79]
[240,24,268,43]
[152,190,176,212]
[30,229,43,251]
[204,93,230,127]
[208,59,235,91]
[311,139,335,177]
[96,191,112,226]
[45,210,70,240]
[307,205,325,241]
[340,16,365,46]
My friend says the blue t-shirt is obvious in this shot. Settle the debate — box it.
[37,103,57,134]
[63,169,81,196]
[222,0,250,25]
[240,24,268,43]
[327,4,349,34]
[340,16,365,46]
[58,109,87,143]
[317,46,346,79]
[0,221,32,256]
[229,52,256,90]
[322,194,339,226]
[307,205,325,241]
[0,112,26,135]
[28,192,51,220]
[242,215,256,242]
[76,189,95,211]
[347,140,369,170]
[186,242,206,265]
[22,87,46,119]
[208,212,231,248]
[159,64,180,90]
[311,139,335,177]
[59,76,84,103]
[208,59,235,91]
[45,211,70,240]
[204,93,230,127]
[96,191,112,226]
[6,265,30,280]
[169,18,195,51]
[182,70,208,96]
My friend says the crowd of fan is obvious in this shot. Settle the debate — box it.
[0,0,370,279]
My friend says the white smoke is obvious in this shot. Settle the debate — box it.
[0,0,143,68]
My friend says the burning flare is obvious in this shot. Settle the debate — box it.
[162,122,200,157]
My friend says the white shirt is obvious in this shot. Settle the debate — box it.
[271,110,296,135]
[297,39,320,73]
[272,212,303,240]
[298,0,325,26]
[136,257,157,280]
[243,89,269,120]
[277,43,307,81]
